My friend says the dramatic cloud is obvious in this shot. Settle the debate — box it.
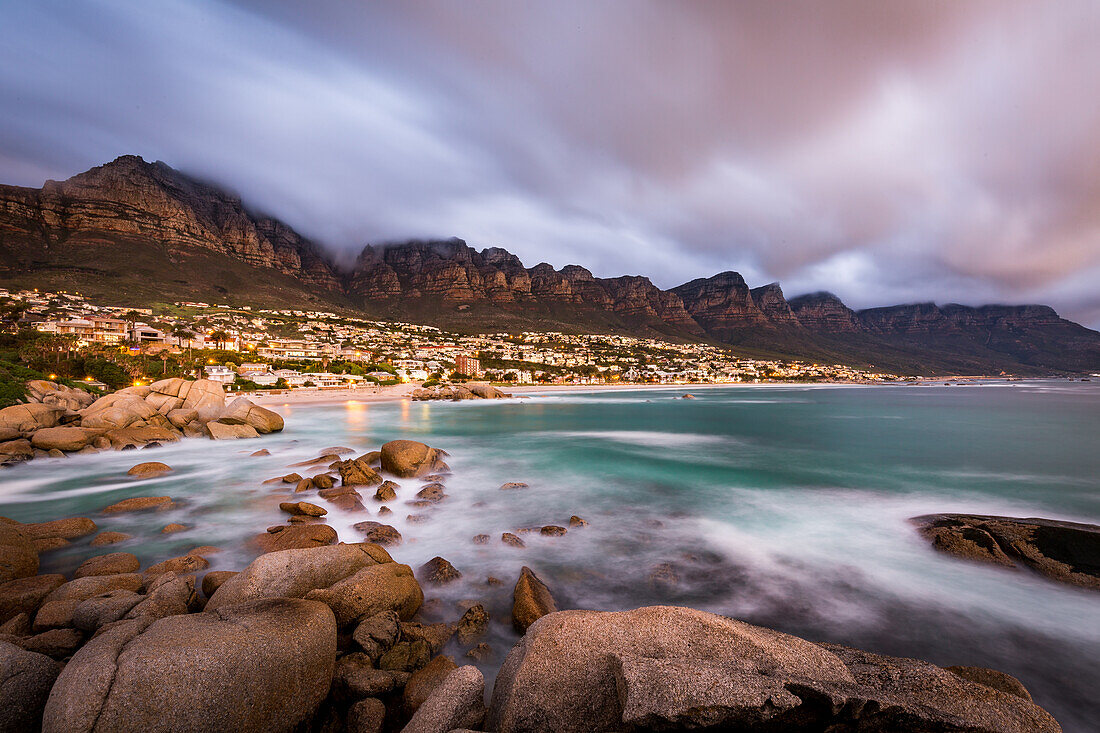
[1,0,1098,326]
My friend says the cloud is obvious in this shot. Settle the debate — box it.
[0,0,1098,327]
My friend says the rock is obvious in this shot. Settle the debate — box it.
[404,654,458,714]
[312,473,335,489]
[166,408,198,428]
[353,610,400,661]
[487,606,1061,733]
[347,697,386,733]
[379,440,448,478]
[0,574,65,622]
[399,622,455,655]
[17,517,98,541]
[418,557,462,585]
[218,397,284,433]
[0,438,34,465]
[294,477,314,492]
[540,525,567,536]
[207,421,260,440]
[946,665,1034,702]
[32,537,69,553]
[71,590,143,631]
[305,562,423,625]
[101,496,174,514]
[456,604,488,645]
[501,532,525,549]
[466,643,492,662]
[0,641,61,730]
[406,514,430,524]
[0,612,31,636]
[472,534,489,544]
[415,483,447,503]
[512,566,557,633]
[335,653,411,697]
[280,473,303,484]
[912,513,1100,590]
[377,506,392,516]
[200,570,238,598]
[72,552,141,579]
[249,524,338,553]
[160,522,186,534]
[279,501,327,517]
[126,573,196,620]
[468,383,506,399]
[373,481,398,501]
[0,523,38,584]
[89,531,131,547]
[0,403,64,434]
[354,521,403,546]
[337,456,384,487]
[142,554,209,578]
[42,598,336,732]
[404,665,486,733]
[126,461,172,477]
[186,545,221,557]
[32,599,81,631]
[21,627,83,659]
[43,573,143,606]
[379,639,431,672]
[568,515,588,527]
[500,482,528,491]
[249,448,270,457]
[207,542,392,610]
[30,426,96,452]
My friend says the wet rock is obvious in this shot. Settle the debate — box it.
[377,506,392,516]
[540,525,567,537]
[249,448,270,457]
[501,532,525,549]
[416,483,447,503]
[373,481,398,501]
[42,598,336,732]
[400,622,455,655]
[0,574,65,622]
[466,642,492,662]
[160,523,186,534]
[0,640,60,731]
[281,472,303,483]
[0,523,38,583]
[279,501,327,517]
[912,513,1100,590]
[379,440,449,478]
[72,552,141,579]
[218,397,284,433]
[304,562,423,625]
[406,514,430,524]
[312,473,335,489]
[347,697,386,733]
[418,557,462,585]
[456,604,488,645]
[186,545,221,557]
[337,456,384,487]
[500,482,528,490]
[101,496,174,514]
[404,665,486,733]
[352,610,400,662]
[294,478,314,492]
[89,531,132,547]
[354,521,403,546]
[569,515,588,527]
[404,654,458,714]
[207,542,392,611]
[335,653,410,697]
[200,570,238,599]
[143,554,209,580]
[378,639,431,672]
[512,566,557,634]
[249,523,338,553]
[472,534,489,545]
[126,461,172,477]
[206,421,260,440]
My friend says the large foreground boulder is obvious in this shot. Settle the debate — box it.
[379,440,448,478]
[0,403,64,435]
[0,641,61,731]
[42,598,336,733]
[218,397,284,434]
[486,606,1060,733]
[912,514,1100,590]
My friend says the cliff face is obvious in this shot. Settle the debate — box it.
[749,283,800,327]
[788,292,863,333]
[671,272,770,338]
[0,155,341,289]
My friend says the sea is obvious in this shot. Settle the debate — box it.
[3,381,1098,730]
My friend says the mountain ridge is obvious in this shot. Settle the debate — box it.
[2,155,1098,375]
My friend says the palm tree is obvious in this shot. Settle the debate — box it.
[172,328,195,361]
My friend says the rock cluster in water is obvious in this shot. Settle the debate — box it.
[411,383,510,401]
[0,378,284,466]
[0,436,1075,732]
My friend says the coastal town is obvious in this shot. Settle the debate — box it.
[1,287,902,399]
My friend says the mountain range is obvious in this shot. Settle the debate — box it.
[2,155,1098,375]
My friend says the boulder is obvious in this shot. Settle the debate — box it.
[103,425,179,449]
[456,604,489,644]
[335,653,411,697]
[404,666,486,733]
[912,514,1100,590]
[500,482,528,491]
[0,523,37,584]
[125,573,196,620]
[102,496,174,514]
[354,521,403,546]
[378,640,431,673]
[201,571,238,599]
[279,501,327,517]
[21,627,84,659]
[42,598,336,733]
[304,562,423,625]
[352,610,400,662]
[946,665,1034,702]
[569,515,588,527]
[379,440,448,478]
[25,380,95,411]
[219,397,284,433]
[71,590,143,631]
[126,461,172,477]
[207,543,392,611]
[72,552,141,579]
[540,525,567,536]
[512,567,557,634]
[249,524,338,553]
[400,622,455,655]
[0,438,33,465]
[337,457,383,487]
[160,523,186,534]
[0,574,66,623]
[418,557,462,585]
[89,531,132,547]
[468,383,506,399]
[207,421,260,440]
[0,403,64,435]
[403,654,458,714]
[487,606,1060,733]
[17,517,97,541]
[347,697,386,733]
[501,532,525,549]
[179,379,226,422]
[80,394,157,430]
[30,427,96,452]
[373,481,398,501]
[44,574,143,606]
[142,554,209,579]
[416,483,447,503]
[0,641,61,731]
[165,408,197,428]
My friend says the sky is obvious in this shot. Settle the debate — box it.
[1,1,1099,327]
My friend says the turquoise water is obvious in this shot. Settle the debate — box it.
[2,381,1099,729]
